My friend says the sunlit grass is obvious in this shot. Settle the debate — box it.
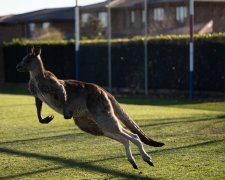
[0,92,225,179]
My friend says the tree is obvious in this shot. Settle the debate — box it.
[81,15,104,39]
[32,27,65,40]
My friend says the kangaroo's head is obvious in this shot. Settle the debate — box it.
[16,46,42,72]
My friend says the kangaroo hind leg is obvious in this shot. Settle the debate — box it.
[108,94,165,147]
[86,89,150,168]
[105,132,138,169]
[120,128,154,167]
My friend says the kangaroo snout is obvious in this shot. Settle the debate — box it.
[16,64,21,71]
[16,64,24,72]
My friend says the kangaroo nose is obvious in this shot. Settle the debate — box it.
[16,64,22,71]
[16,64,20,69]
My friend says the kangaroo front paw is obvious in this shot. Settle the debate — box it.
[40,115,54,124]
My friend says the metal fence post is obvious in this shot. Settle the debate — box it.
[75,0,80,80]
[108,0,112,92]
[189,0,194,99]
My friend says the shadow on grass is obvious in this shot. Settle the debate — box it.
[151,138,225,154]
[90,138,225,164]
[139,115,225,128]
[0,87,29,95]
[1,136,224,179]
[0,133,84,146]
[0,147,163,180]
[1,166,64,180]
[1,115,224,146]
[118,97,202,106]
[118,97,225,112]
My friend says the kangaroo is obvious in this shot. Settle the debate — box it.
[16,46,165,169]
[16,46,73,120]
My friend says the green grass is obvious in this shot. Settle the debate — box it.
[0,91,225,179]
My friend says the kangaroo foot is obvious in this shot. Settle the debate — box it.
[142,153,154,167]
[128,159,138,169]
[146,160,154,167]
[132,163,138,169]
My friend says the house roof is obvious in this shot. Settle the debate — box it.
[0,1,107,24]
[0,15,14,23]
[1,0,225,24]
[109,0,225,8]
[109,0,141,8]
[81,1,107,10]
[0,7,74,24]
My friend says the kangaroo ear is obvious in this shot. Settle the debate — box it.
[34,46,41,56]
[27,45,34,54]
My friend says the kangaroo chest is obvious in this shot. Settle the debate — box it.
[29,79,89,117]
[29,79,63,113]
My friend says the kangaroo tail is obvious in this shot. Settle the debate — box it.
[108,94,165,147]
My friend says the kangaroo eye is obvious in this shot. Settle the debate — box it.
[26,58,32,63]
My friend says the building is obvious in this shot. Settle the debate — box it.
[0,1,109,42]
[0,0,225,42]
[0,7,75,42]
[110,0,225,37]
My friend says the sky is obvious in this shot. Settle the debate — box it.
[0,0,105,16]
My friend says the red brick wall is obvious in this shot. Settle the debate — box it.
[51,21,74,39]
[0,24,24,42]
[111,2,225,37]
[195,2,225,33]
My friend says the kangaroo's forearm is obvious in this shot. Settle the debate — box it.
[35,97,54,124]
[35,97,42,120]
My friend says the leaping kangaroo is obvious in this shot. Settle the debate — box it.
[16,46,165,169]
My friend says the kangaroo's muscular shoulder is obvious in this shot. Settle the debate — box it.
[36,71,64,92]
[28,70,65,96]
[43,71,62,85]
[64,80,88,95]
[63,80,103,98]
[64,80,103,93]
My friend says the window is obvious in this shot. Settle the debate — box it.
[42,22,50,30]
[176,6,187,23]
[142,10,146,23]
[98,12,107,27]
[154,8,164,21]
[81,13,90,23]
[29,23,36,33]
[131,10,135,23]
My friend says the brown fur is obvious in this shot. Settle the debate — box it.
[16,46,165,169]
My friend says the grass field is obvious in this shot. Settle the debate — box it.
[0,89,225,179]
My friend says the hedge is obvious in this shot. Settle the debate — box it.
[3,32,225,46]
[3,33,225,93]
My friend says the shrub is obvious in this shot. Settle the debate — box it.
[3,32,225,46]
